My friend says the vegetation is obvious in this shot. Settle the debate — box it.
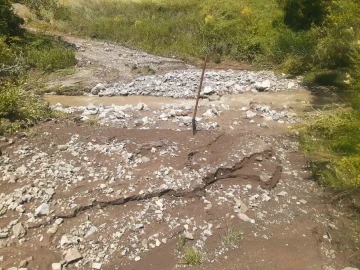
[181,247,201,265]
[222,224,243,246]
[0,0,76,134]
[176,234,186,251]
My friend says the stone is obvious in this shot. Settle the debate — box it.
[254,80,271,91]
[342,268,359,270]
[35,203,50,216]
[238,213,255,224]
[65,248,83,264]
[277,191,288,197]
[134,256,141,261]
[57,145,68,151]
[60,235,70,247]
[204,229,212,236]
[19,259,28,267]
[13,222,26,239]
[185,232,194,240]
[92,263,102,269]
[52,263,62,270]
[0,232,8,239]
[203,86,214,95]
[299,199,308,205]
[84,226,98,238]
[246,111,257,118]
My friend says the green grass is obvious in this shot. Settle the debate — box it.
[181,247,201,265]
[300,111,360,192]
[176,234,186,251]
[222,225,243,246]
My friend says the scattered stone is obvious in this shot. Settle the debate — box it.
[134,256,141,261]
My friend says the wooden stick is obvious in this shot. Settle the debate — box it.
[192,56,208,135]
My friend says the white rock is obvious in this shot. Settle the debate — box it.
[299,199,308,205]
[246,111,257,118]
[92,262,102,269]
[52,263,62,270]
[85,226,98,238]
[35,203,50,216]
[134,256,141,261]
[185,232,194,240]
[238,213,255,224]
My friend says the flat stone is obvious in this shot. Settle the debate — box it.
[92,263,102,269]
[65,248,83,264]
[52,263,62,270]
[299,199,308,205]
[246,111,257,118]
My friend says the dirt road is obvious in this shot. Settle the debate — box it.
[0,32,359,270]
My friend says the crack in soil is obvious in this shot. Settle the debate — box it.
[54,149,281,220]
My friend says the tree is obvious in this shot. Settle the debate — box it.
[278,0,327,31]
[0,0,23,37]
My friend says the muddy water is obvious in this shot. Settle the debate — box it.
[43,95,197,109]
[44,90,323,112]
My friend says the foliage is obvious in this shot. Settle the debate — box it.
[300,111,360,191]
[176,235,186,251]
[0,82,54,134]
[181,247,201,265]
[222,224,243,246]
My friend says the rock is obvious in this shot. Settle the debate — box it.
[92,263,102,269]
[134,256,141,261]
[185,232,194,240]
[238,213,255,224]
[203,86,214,95]
[35,203,50,216]
[136,103,145,111]
[342,268,359,270]
[60,235,70,248]
[84,226,98,238]
[272,113,280,121]
[0,232,8,239]
[204,229,212,236]
[135,224,144,229]
[55,218,64,225]
[57,145,68,151]
[141,157,150,163]
[19,259,28,267]
[12,223,26,238]
[299,199,308,205]
[52,263,62,270]
[65,248,83,264]
[277,191,288,197]
[246,111,257,118]
[256,156,263,162]
[254,80,271,91]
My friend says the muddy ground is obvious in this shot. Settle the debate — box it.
[1,23,359,270]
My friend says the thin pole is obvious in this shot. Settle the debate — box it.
[192,55,208,135]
